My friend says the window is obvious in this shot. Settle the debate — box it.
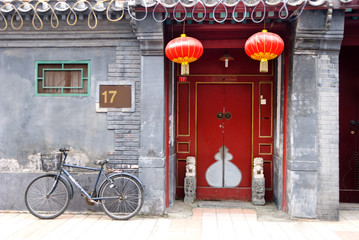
[35,61,90,96]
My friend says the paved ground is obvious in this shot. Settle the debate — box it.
[1,202,359,240]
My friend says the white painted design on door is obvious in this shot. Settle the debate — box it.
[205,145,242,187]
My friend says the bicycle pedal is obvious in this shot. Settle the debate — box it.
[85,197,99,206]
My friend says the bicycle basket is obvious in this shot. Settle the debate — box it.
[41,153,62,172]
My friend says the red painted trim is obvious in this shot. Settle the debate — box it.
[282,29,290,212]
[201,39,247,49]
[165,63,170,208]
[342,20,359,46]
[171,23,287,34]
[197,188,252,201]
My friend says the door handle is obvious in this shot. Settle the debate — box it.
[350,120,356,127]
[224,112,232,120]
[217,112,224,120]
[349,120,359,134]
[217,112,232,120]
[350,120,359,130]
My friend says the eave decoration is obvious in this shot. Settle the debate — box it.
[165,34,204,76]
[0,0,344,31]
[244,29,284,73]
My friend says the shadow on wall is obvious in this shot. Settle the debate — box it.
[0,150,91,172]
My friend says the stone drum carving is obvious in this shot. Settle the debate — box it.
[186,156,196,177]
[184,156,196,203]
[252,157,265,205]
[253,157,264,178]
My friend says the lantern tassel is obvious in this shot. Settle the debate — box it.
[260,59,268,73]
[181,63,189,76]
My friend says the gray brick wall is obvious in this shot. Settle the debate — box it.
[316,54,340,220]
[106,40,142,170]
[287,53,319,219]
[287,9,344,220]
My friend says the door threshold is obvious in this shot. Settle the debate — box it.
[339,202,359,210]
[196,200,255,209]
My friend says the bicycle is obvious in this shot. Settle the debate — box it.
[24,148,144,220]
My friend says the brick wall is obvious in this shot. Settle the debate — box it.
[287,9,344,220]
[316,54,340,220]
[287,53,319,219]
[106,40,142,170]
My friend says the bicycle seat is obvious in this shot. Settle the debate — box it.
[93,159,108,166]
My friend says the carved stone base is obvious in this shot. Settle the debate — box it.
[184,176,196,204]
[252,178,265,205]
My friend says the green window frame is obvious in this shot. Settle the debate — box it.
[35,61,91,96]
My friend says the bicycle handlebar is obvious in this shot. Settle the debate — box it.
[59,148,70,152]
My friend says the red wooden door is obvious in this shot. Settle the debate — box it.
[340,46,359,202]
[196,83,252,199]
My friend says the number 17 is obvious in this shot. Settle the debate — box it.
[102,90,117,103]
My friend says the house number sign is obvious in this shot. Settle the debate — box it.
[99,85,131,108]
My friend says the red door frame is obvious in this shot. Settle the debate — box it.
[165,22,290,206]
[282,32,290,211]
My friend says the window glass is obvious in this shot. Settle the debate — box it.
[36,61,90,96]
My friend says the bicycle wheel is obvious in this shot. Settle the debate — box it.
[25,175,70,219]
[99,174,144,220]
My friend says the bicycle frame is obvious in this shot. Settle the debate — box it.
[50,151,116,201]
[60,164,111,200]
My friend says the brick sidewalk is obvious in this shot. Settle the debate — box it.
[0,208,358,240]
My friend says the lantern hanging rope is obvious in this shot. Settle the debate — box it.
[244,29,284,73]
[165,34,204,75]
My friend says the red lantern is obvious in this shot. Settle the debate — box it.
[245,30,284,73]
[165,34,204,75]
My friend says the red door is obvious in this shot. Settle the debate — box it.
[174,49,275,201]
[340,46,359,202]
[196,83,252,199]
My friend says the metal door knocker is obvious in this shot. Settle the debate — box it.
[217,112,232,120]
[217,112,224,120]
[224,112,232,120]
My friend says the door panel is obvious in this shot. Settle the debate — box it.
[223,84,252,188]
[196,83,252,199]
[175,77,274,201]
[340,46,359,202]
[196,84,224,188]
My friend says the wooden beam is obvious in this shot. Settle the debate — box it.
[201,39,246,48]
